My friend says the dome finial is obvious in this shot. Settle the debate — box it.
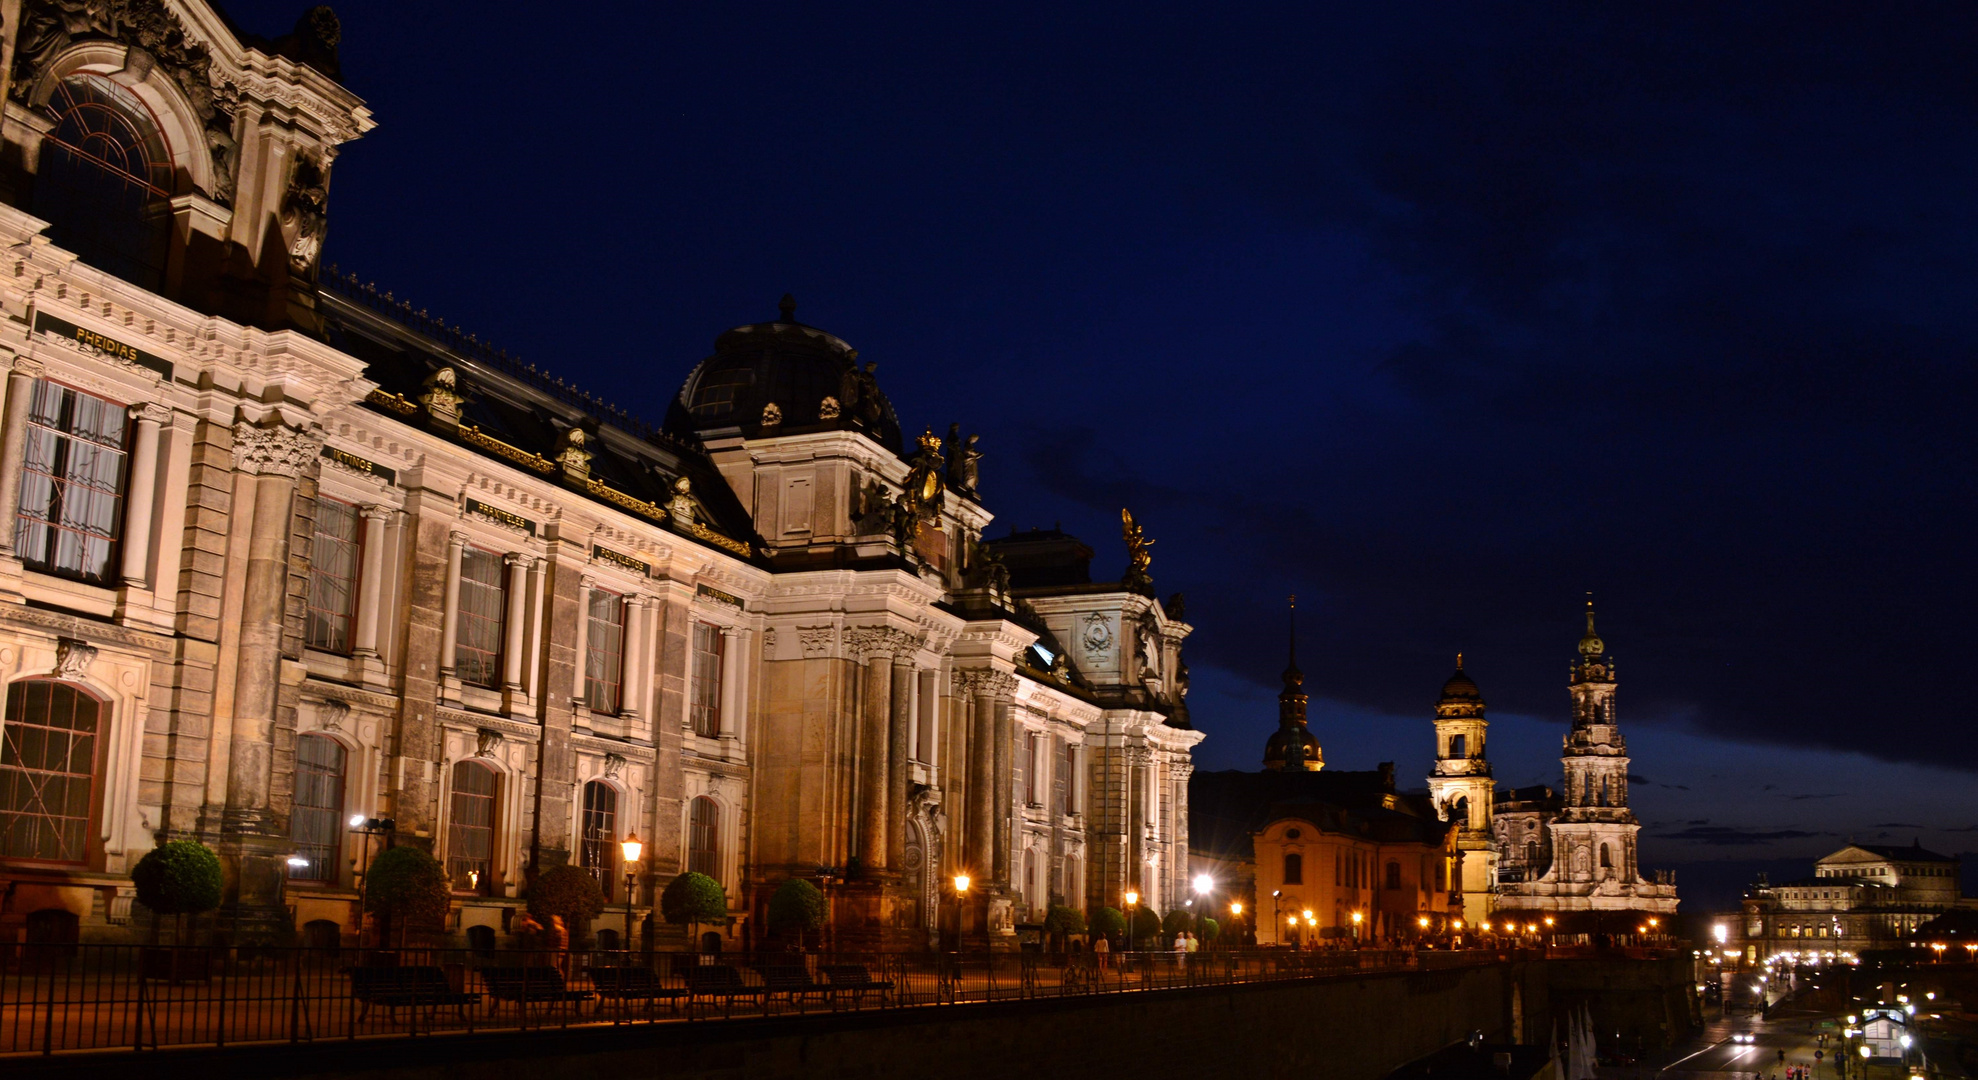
[1286,594,1299,673]
[1456,651,1463,670]
[1578,593,1605,657]
[778,293,797,323]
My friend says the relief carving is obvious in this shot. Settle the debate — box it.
[232,422,321,478]
[798,625,837,659]
[475,727,504,757]
[54,637,96,680]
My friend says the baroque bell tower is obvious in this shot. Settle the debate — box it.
[1426,655,1495,923]
[1550,600,1644,885]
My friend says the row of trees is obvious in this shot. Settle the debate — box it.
[129,839,740,946]
[131,841,1228,953]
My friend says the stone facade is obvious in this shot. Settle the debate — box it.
[0,1,1201,948]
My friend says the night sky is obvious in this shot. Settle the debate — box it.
[221,2,1978,909]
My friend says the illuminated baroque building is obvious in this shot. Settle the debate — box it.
[1732,843,1968,964]
[1480,604,1678,921]
[0,0,1200,947]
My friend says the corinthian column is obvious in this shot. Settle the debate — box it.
[439,531,467,678]
[222,420,319,935]
[993,696,1014,888]
[351,505,390,657]
[501,553,532,693]
[0,357,44,555]
[118,404,169,587]
[886,649,916,870]
[851,628,895,871]
[957,668,1016,884]
[571,576,594,710]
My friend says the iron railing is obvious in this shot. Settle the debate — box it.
[0,943,1519,1056]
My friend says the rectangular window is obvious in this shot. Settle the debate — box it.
[584,590,626,714]
[688,796,719,878]
[455,547,505,688]
[305,498,362,653]
[690,622,723,737]
[288,734,346,882]
[15,380,127,583]
[446,762,498,893]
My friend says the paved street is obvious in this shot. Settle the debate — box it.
[1600,1006,1842,1080]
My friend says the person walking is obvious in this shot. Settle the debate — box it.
[1094,932,1110,970]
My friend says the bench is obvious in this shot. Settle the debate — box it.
[819,963,893,1005]
[479,966,595,1013]
[588,966,687,1013]
[683,964,763,998]
[756,965,832,1004]
[348,965,481,1020]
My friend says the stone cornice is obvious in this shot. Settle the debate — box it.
[233,421,322,477]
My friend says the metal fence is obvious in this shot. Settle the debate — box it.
[0,943,1513,1056]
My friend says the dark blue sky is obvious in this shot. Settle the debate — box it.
[224,2,1978,907]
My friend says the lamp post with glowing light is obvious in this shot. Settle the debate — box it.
[1124,890,1139,952]
[1230,900,1244,947]
[1351,909,1363,947]
[619,831,642,952]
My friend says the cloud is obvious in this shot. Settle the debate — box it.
[1655,824,1828,847]
[1785,793,1844,802]
[1629,773,1652,785]
[1870,822,1921,829]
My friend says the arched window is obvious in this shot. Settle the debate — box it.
[446,761,498,893]
[1448,734,1465,758]
[1599,843,1612,871]
[687,796,719,879]
[1385,861,1402,890]
[0,680,103,863]
[1434,860,1447,892]
[1283,852,1303,885]
[1525,840,1539,869]
[579,780,618,900]
[288,734,346,882]
[32,74,173,288]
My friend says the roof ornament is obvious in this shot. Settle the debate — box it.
[778,294,797,323]
[1121,509,1154,595]
[418,366,463,429]
[554,426,591,481]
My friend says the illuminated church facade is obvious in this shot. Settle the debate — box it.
[0,0,1201,947]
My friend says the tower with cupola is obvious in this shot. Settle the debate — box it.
[1426,655,1496,923]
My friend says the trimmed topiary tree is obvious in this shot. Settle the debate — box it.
[765,877,826,947]
[132,839,223,943]
[365,846,450,947]
[661,871,728,950]
[527,864,606,944]
[1130,906,1161,945]
[1198,917,1221,946]
[1089,906,1126,945]
[1161,908,1192,938]
[1043,904,1086,953]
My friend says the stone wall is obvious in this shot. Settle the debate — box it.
[15,959,1696,1080]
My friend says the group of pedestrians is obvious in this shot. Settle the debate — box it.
[1172,932,1202,953]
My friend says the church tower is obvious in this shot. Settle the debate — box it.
[1262,599,1322,771]
[1426,655,1496,923]
[1549,600,1644,885]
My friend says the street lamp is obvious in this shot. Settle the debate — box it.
[1123,889,1138,952]
[1351,909,1363,945]
[619,831,642,953]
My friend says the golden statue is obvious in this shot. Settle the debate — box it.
[1121,508,1154,574]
